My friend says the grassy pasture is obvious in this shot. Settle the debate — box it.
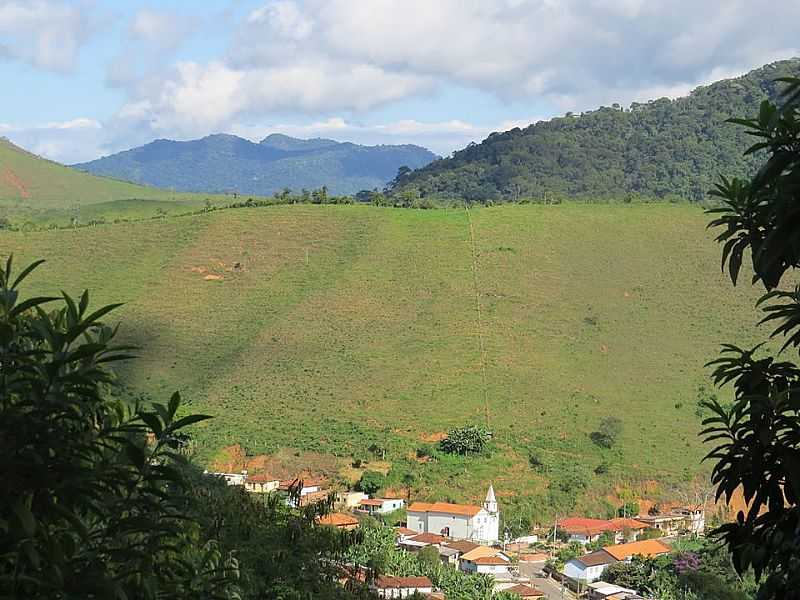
[0,203,767,507]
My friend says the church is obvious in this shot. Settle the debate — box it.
[406,485,500,544]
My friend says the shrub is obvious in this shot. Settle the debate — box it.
[357,470,386,495]
[439,425,492,455]
[590,416,623,448]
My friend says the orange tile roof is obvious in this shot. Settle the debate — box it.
[408,501,483,517]
[471,555,510,565]
[603,539,671,560]
[317,513,359,527]
[395,527,417,536]
[460,546,501,561]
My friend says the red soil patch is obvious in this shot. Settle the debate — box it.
[2,168,30,199]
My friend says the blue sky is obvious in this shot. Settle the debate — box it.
[0,0,798,163]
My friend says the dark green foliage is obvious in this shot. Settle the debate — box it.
[187,474,370,600]
[704,74,800,599]
[74,133,437,197]
[0,257,239,599]
[358,470,386,495]
[439,425,492,455]
[393,59,799,203]
[618,501,640,517]
[590,416,623,448]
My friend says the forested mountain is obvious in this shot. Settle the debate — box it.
[73,134,437,196]
[392,59,800,202]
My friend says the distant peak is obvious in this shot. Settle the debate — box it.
[259,133,341,151]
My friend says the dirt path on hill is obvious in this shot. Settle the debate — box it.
[2,168,31,199]
[465,206,491,428]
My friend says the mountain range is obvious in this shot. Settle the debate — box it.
[392,58,800,202]
[73,133,438,196]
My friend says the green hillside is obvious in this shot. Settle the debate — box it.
[0,204,767,510]
[393,59,799,202]
[0,137,176,209]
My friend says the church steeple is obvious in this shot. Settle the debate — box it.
[484,483,498,514]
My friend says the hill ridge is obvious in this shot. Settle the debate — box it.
[393,58,800,202]
[73,133,438,196]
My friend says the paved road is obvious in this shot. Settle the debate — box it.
[529,576,576,600]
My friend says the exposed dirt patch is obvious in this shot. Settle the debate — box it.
[600,343,609,353]
[209,445,344,481]
[204,274,223,281]
[2,168,30,199]
[420,431,447,442]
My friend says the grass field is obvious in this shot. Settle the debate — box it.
[0,202,768,513]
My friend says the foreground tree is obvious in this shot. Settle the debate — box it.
[0,256,240,598]
[703,76,800,599]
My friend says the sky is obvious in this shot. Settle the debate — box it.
[0,0,798,164]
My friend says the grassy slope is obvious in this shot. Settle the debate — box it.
[0,204,766,504]
[0,139,241,222]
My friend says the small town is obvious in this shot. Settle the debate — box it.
[207,469,710,600]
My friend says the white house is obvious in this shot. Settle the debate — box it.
[243,474,279,494]
[371,575,433,598]
[407,485,500,544]
[359,497,405,515]
[458,546,513,578]
[588,582,645,600]
[557,517,649,545]
[562,550,616,583]
[204,470,247,486]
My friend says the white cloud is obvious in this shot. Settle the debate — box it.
[123,59,433,136]
[129,8,195,50]
[0,0,93,72]
[1,118,107,163]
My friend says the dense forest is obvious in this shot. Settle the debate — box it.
[390,59,799,203]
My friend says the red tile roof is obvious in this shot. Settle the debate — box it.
[360,499,385,506]
[374,576,432,589]
[609,517,648,530]
[503,584,545,597]
[395,527,417,536]
[408,532,447,544]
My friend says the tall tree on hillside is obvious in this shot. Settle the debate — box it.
[702,76,800,599]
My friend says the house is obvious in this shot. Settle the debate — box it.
[359,498,405,515]
[437,545,461,566]
[587,581,645,599]
[204,470,247,486]
[398,532,448,551]
[602,539,671,561]
[459,546,513,578]
[557,517,649,545]
[636,504,705,536]
[317,513,360,530]
[244,473,279,494]
[498,583,545,597]
[395,526,418,541]
[407,485,500,543]
[338,491,369,509]
[371,575,433,598]
[562,550,617,582]
[279,477,328,507]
